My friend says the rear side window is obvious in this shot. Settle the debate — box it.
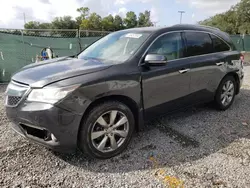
[185,32,213,57]
[210,34,230,52]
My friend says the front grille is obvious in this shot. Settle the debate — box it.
[5,81,29,107]
[7,96,22,106]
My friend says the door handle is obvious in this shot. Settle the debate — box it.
[179,69,190,74]
[216,62,224,66]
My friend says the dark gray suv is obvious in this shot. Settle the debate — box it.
[5,24,244,159]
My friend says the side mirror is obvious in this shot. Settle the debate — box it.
[144,54,167,65]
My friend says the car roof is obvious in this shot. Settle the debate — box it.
[123,26,165,33]
[125,24,234,48]
[126,24,221,34]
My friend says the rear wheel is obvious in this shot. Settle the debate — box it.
[215,75,236,110]
[78,101,135,159]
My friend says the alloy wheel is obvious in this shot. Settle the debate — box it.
[221,80,235,106]
[91,110,129,153]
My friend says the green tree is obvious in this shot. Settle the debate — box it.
[80,13,102,30]
[138,11,153,27]
[24,21,41,29]
[124,11,137,28]
[199,10,238,34]
[51,16,77,29]
[88,13,102,30]
[237,0,250,22]
[77,7,90,19]
[76,7,90,28]
[24,7,154,31]
[144,10,153,26]
[138,13,146,27]
[239,24,250,34]
[199,0,250,34]
[39,23,52,29]
[80,19,91,30]
[101,14,115,31]
[24,21,52,36]
[236,0,250,34]
[113,15,124,30]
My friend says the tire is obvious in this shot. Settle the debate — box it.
[78,101,135,159]
[215,75,236,110]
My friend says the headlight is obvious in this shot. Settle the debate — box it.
[27,84,80,104]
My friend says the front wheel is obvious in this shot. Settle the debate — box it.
[78,101,135,159]
[215,75,236,110]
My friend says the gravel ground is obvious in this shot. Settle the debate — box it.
[1,66,250,188]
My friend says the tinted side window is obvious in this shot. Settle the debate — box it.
[147,32,184,61]
[185,32,213,57]
[210,34,230,52]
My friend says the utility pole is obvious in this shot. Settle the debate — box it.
[23,13,26,27]
[178,11,185,24]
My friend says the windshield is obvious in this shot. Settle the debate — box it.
[78,31,150,63]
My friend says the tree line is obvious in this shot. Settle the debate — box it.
[199,0,250,34]
[24,7,154,31]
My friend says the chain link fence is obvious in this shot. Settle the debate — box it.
[79,30,110,50]
[0,28,249,82]
[0,29,110,82]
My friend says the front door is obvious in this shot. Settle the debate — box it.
[141,32,192,119]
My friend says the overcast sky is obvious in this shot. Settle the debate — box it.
[0,0,241,29]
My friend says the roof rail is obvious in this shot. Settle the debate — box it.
[172,24,221,31]
[199,25,221,31]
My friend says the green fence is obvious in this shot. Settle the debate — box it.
[0,29,109,82]
[231,34,250,52]
[0,29,249,82]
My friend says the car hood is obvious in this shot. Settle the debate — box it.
[12,57,112,88]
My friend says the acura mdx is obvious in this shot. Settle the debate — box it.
[5,24,244,159]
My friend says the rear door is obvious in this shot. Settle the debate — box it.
[183,31,229,103]
[210,34,241,72]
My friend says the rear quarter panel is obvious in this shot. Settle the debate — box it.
[211,51,241,92]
